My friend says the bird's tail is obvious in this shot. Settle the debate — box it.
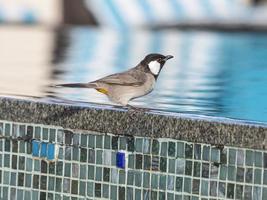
[53,82,97,88]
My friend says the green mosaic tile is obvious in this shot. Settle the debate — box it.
[160,142,168,157]
[184,177,192,193]
[127,137,134,152]
[103,167,110,182]
[112,136,118,150]
[151,174,158,189]
[88,149,95,164]
[96,150,103,164]
[135,138,143,152]
[56,129,64,144]
[210,181,217,196]
[167,175,174,190]
[210,164,219,179]
[264,153,267,168]
[175,177,183,192]
[79,181,86,197]
[33,174,39,189]
[4,123,11,136]
[168,141,176,157]
[65,146,71,160]
[227,183,235,199]
[176,158,185,174]
[228,165,236,181]
[111,185,117,200]
[72,147,79,161]
[119,187,125,200]
[236,167,244,182]
[244,185,252,199]
[71,180,78,195]
[80,134,87,147]
[264,170,267,185]
[135,189,141,200]
[245,150,254,166]
[143,172,150,188]
[220,165,227,180]
[228,148,236,165]
[102,184,109,198]
[185,160,192,176]
[159,175,166,190]
[89,134,96,148]
[144,155,151,170]
[160,157,167,172]
[253,186,261,200]
[135,154,143,169]
[135,172,142,187]
[119,137,127,150]
[168,158,175,173]
[49,128,56,142]
[42,128,49,140]
[192,179,200,194]
[0,122,3,135]
[48,176,55,190]
[111,152,116,166]
[255,151,263,167]
[80,148,87,162]
[218,182,226,198]
[202,163,209,178]
[4,154,10,168]
[87,181,94,197]
[176,142,185,158]
[236,149,244,166]
[152,156,159,171]
[104,135,111,149]
[111,168,119,184]
[25,173,31,188]
[263,188,267,200]
[152,139,159,155]
[185,143,193,159]
[95,167,102,181]
[34,126,41,139]
[245,168,253,183]
[254,168,262,184]
[194,144,201,160]
[193,162,201,177]
[235,184,243,199]
[202,145,210,161]
[143,138,151,154]
[128,154,134,169]
[167,193,174,200]
[126,187,133,200]
[211,147,220,163]
[95,183,101,198]
[72,163,79,178]
[64,163,71,177]
[119,170,125,184]
[10,172,16,186]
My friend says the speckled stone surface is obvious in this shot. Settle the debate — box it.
[0,97,267,150]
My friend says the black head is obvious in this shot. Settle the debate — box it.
[140,53,173,77]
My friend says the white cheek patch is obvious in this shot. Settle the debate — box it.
[148,61,161,75]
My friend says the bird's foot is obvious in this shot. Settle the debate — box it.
[126,105,150,113]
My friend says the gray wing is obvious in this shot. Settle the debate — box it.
[92,69,147,86]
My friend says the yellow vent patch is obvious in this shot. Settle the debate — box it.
[96,88,108,95]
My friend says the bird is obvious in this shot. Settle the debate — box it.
[55,53,173,107]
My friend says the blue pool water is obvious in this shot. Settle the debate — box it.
[51,28,267,123]
[1,27,267,123]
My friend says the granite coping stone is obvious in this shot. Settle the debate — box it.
[0,97,267,150]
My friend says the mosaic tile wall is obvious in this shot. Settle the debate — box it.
[0,120,267,200]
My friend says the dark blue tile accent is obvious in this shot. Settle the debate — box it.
[116,152,125,169]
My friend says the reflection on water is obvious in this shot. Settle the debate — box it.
[0,26,267,123]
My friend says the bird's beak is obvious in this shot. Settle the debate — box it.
[163,55,174,61]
